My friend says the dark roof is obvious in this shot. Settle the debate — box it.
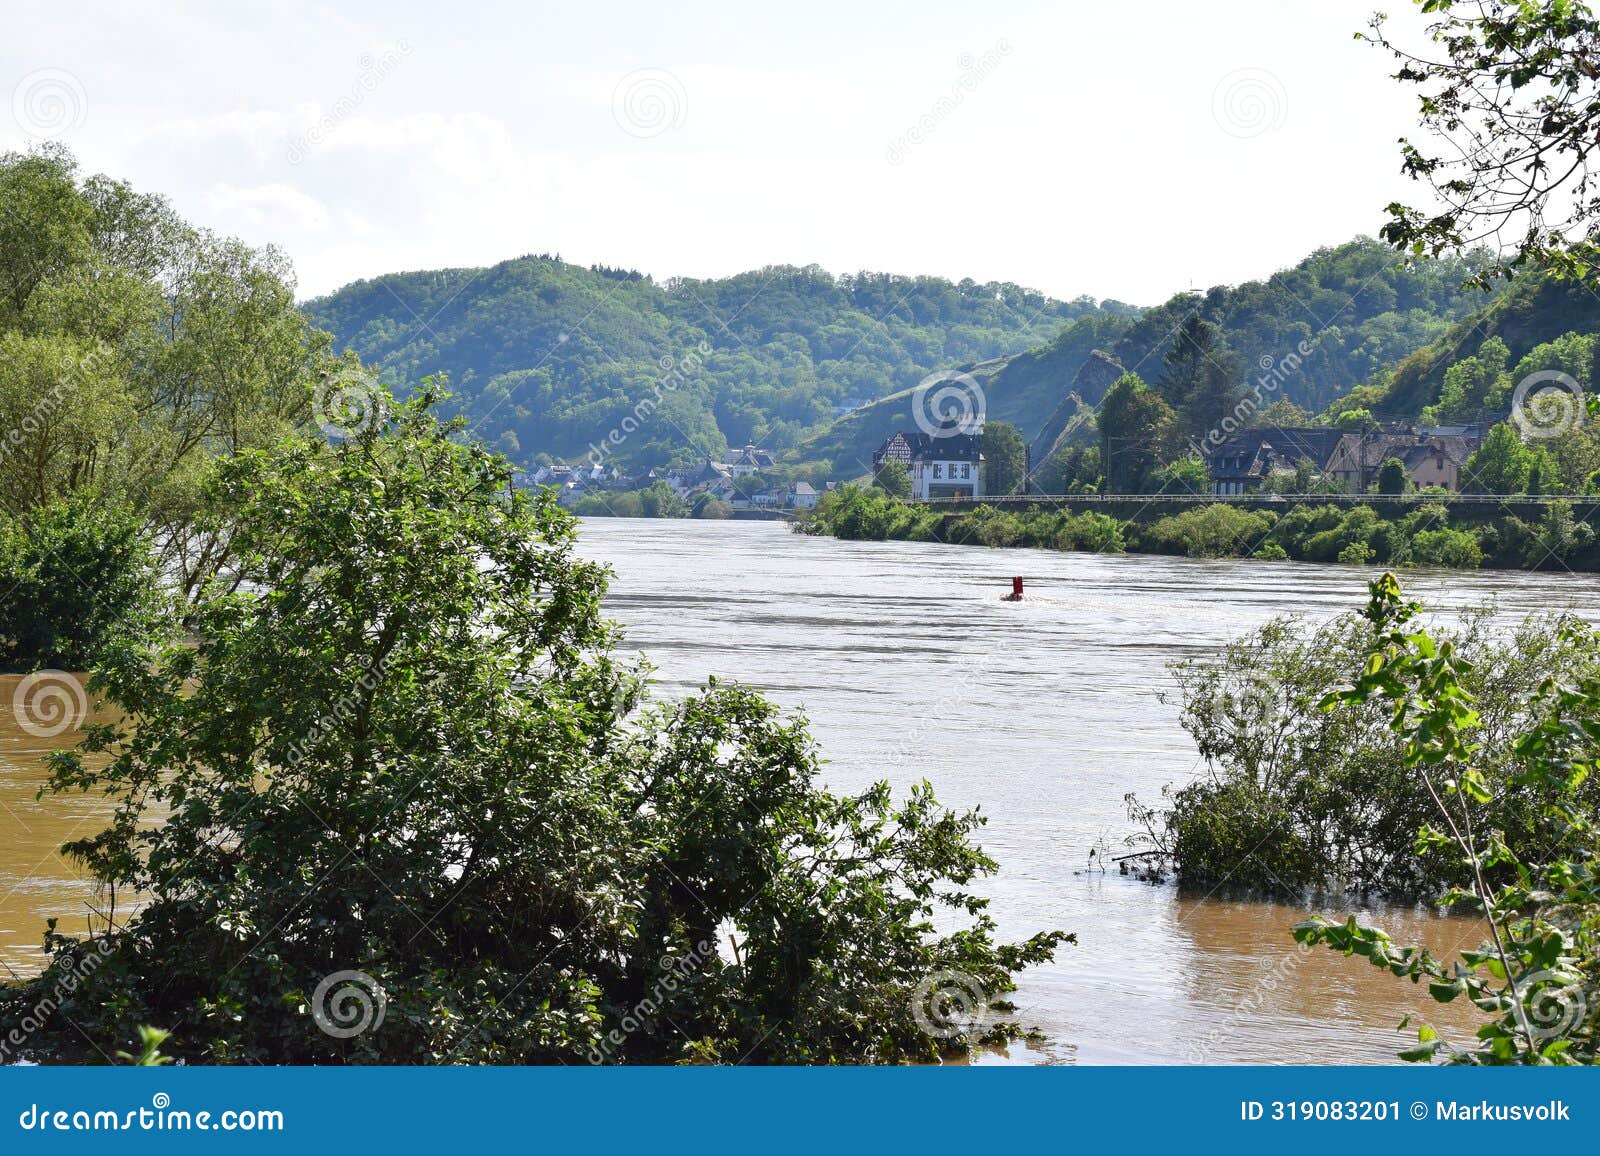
[1395,436,1474,468]
[1205,427,1344,479]
[1354,432,1475,469]
[730,445,775,467]
[904,421,982,463]
[1207,427,1344,465]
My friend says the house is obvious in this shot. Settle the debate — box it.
[1398,438,1473,490]
[685,460,734,490]
[1325,432,1477,492]
[698,475,738,505]
[725,445,776,476]
[905,421,982,501]
[1204,428,1345,495]
[871,432,914,470]
[531,464,576,487]
[789,481,819,509]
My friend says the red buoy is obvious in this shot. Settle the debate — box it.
[1003,576,1024,601]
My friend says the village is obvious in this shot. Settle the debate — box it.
[526,416,1496,517]
[525,444,828,513]
[1200,420,1494,496]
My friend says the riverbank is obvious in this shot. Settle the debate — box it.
[795,486,1600,571]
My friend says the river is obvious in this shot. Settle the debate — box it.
[3,518,1598,1063]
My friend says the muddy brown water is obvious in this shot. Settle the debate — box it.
[5,519,1596,1062]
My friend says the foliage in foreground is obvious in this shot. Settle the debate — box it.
[2,392,1066,1065]
[1126,608,1600,899]
[0,498,170,672]
[1296,576,1600,1065]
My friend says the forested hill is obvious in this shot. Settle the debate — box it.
[305,256,1128,469]
[800,239,1500,475]
[1372,273,1600,417]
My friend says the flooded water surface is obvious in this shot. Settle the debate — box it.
[4,518,1597,1062]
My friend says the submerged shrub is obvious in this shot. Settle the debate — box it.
[1053,511,1125,553]
[798,485,940,541]
[1406,526,1484,568]
[1140,504,1275,558]
[1128,607,1600,899]
[1297,576,1600,1065]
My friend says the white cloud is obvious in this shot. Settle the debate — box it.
[0,0,1435,303]
[203,183,332,233]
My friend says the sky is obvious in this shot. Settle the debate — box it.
[1,0,1430,306]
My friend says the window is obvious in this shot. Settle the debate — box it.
[933,463,942,478]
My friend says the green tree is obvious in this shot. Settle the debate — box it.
[638,480,690,517]
[980,421,1027,496]
[1525,500,1595,569]
[1153,457,1209,494]
[9,394,1067,1064]
[1368,0,1600,285]
[1097,374,1178,493]
[1129,598,1600,898]
[0,498,170,671]
[0,145,337,594]
[872,458,911,498]
[1249,398,1313,428]
[1436,337,1511,418]
[1464,423,1542,494]
[1158,316,1242,439]
[1034,444,1102,494]
[1376,457,1409,495]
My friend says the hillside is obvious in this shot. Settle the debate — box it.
[800,239,1500,475]
[305,257,1129,470]
[1376,273,1600,416]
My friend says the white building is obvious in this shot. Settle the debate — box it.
[903,422,982,501]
